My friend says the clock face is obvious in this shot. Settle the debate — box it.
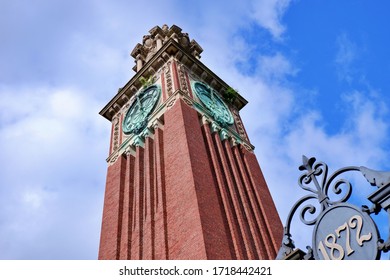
[122,85,161,135]
[191,81,234,127]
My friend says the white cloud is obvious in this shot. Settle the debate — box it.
[250,0,292,39]
[22,188,51,210]
[335,32,358,83]
[335,33,357,64]
[251,87,390,251]
[0,85,109,259]
[256,52,299,81]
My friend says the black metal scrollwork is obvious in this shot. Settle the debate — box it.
[277,155,390,260]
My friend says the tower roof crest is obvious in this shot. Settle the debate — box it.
[130,24,203,72]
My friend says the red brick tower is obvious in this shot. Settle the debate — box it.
[98,24,282,260]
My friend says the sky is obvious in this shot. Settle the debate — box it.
[1,0,390,260]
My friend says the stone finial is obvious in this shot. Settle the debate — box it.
[130,24,203,72]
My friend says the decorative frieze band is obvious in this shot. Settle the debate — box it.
[177,62,189,95]
[112,116,121,152]
[165,62,173,97]
[231,109,248,141]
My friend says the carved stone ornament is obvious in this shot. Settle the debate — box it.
[231,108,247,141]
[112,116,120,152]
[165,62,173,96]
[131,24,203,72]
[166,96,176,109]
[177,62,189,94]
[109,153,119,164]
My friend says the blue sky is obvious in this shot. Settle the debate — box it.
[1,0,389,259]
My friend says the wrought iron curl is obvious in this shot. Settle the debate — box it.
[323,167,361,205]
[313,161,328,189]
[298,173,316,193]
[299,202,320,226]
[277,193,319,259]
[278,156,368,259]
[277,155,390,260]
[298,159,328,195]
[284,194,320,237]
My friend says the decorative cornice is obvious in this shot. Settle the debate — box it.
[210,121,220,134]
[125,145,136,157]
[152,119,164,130]
[142,127,154,139]
[133,135,145,148]
[219,129,229,141]
[201,115,211,125]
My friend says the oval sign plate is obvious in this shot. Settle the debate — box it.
[312,203,380,260]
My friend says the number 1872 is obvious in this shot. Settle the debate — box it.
[317,215,372,260]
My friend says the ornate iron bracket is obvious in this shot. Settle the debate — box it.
[277,155,390,260]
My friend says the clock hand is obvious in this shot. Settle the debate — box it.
[136,94,142,109]
[209,87,215,102]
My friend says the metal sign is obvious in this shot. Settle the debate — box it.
[277,155,390,260]
[313,203,379,260]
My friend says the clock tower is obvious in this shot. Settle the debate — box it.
[98,24,282,260]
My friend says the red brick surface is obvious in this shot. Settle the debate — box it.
[99,97,282,260]
[153,127,169,259]
[201,124,243,259]
[143,137,154,259]
[98,155,126,259]
[241,148,283,256]
[212,132,255,259]
[164,98,232,259]
[119,154,134,259]
[130,146,144,259]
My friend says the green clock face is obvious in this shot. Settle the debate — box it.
[191,81,233,127]
[123,85,161,135]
